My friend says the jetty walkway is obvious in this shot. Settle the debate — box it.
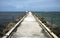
[2,12,58,38]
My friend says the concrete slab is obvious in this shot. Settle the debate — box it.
[11,12,50,38]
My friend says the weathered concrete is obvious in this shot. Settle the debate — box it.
[11,12,50,38]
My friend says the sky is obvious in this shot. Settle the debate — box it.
[0,0,60,11]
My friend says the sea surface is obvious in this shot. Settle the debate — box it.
[35,12,60,26]
[0,12,26,31]
[0,12,60,31]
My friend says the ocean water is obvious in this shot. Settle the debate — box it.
[0,12,60,31]
[0,12,26,31]
[35,12,60,26]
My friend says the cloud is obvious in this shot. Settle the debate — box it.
[15,5,24,9]
[0,0,60,11]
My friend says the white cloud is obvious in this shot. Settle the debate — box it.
[16,5,24,9]
[0,0,60,11]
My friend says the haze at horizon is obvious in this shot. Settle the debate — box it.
[0,0,60,11]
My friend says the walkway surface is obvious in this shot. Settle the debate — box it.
[11,12,50,38]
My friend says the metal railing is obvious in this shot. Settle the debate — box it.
[33,14,58,38]
[2,13,27,38]
[2,12,58,38]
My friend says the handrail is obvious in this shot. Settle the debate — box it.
[33,14,58,38]
[2,14,27,38]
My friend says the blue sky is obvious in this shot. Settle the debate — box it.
[0,0,60,11]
